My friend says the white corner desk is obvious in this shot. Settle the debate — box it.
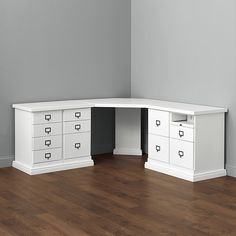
[13,98,227,182]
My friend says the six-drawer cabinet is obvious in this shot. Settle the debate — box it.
[13,108,93,175]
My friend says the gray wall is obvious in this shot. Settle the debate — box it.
[131,0,236,176]
[0,0,131,164]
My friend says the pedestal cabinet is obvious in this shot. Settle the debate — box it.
[13,108,93,175]
[145,109,226,182]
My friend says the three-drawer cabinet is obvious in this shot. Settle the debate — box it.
[146,109,226,182]
[13,108,94,175]
[63,108,91,160]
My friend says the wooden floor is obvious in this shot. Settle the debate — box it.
[0,155,236,236]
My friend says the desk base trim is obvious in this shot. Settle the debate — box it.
[113,148,142,156]
[13,158,94,175]
[145,160,226,182]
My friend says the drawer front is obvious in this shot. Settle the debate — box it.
[33,123,62,137]
[170,125,194,142]
[63,108,91,122]
[32,135,62,150]
[148,109,170,137]
[33,148,62,164]
[148,134,169,163]
[63,120,91,134]
[170,139,194,169]
[64,133,90,159]
[33,111,62,124]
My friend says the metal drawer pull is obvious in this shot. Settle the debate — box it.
[156,120,161,126]
[45,153,51,160]
[179,130,184,137]
[178,150,184,158]
[45,127,51,134]
[156,145,161,152]
[75,143,81,149]
[75,124,81,131]
[75,112,81,119]
[45,140,51,147]
[45,114,51,121]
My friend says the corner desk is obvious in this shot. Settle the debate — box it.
[13,98,227,182]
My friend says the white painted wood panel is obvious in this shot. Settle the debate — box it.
[148,134,169,163]
[33,123,62,137]
[13,98,227,115]
[113,108,142,156]
[64,133,90,159]
[32,135,62,150]
[194,113,225,172]
[170,139,194,170]
[170,125,194,142]
[33,148,62,164]
[63,108,91,121]
[63,120,91,134]
[15,109,33,165]
[148,109,170,137]
[33,111,62,124]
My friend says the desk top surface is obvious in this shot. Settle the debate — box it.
[13,98,227,115]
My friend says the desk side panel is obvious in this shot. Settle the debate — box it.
[194,113,225,173]
[14,109,33,166]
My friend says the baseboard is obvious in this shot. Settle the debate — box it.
[0,155,14,168]
[193,169,227,181]
[113,148,142,156]
[226,164,236,177]
[145,160,194,181]
[13,157,94,175]
[145,160,226,182]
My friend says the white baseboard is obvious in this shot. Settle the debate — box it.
[145,160,194,181]
[113,148,142,156]
[13,157,94,175]
[193,169,227,181]
[0,155,14,168]
[226,164,236,177]
[145,160,226,182]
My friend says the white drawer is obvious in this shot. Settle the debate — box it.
[170,125,194,142]
[63,108,91,122]
[170,139,194,169]
[32,135,62,150]
[63,120,91,134]
[33,111,62,124]
[33,123,62,137]
[33,148,62,164]
[64,133,90,159]
[148,109,170,137]
[148,134,169,163]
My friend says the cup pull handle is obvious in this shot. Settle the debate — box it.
[45,127,51,134]
[156,120,161,126]
[75,124,81,131]
[45,153,51,160]
[75,112,81,119]
[75,143,81,149]
[45,140,51,147]
[178,150,184,158]
[179,130,184,137]
[156,145,161,152]
[45,114,51,121]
